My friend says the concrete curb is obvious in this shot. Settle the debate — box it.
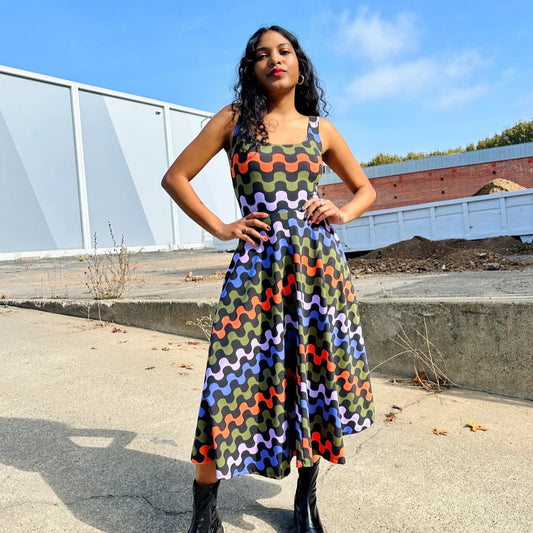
[5,297,532,401]
[359,298,533,401]
[3,298,217,339]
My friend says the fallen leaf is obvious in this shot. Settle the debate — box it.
[111,327,123,333]
[145,366,155,371]
[466,421,488,432]
[179,363,194,370]
[185,271,204,282]
[117,340,128,344]
[188,341,200,345]
[162,346,170,351]
[392,404,403,412]
[179,371,189,376]
[151,347,158,350]
[413,371,429,386]
[413,371,448,390]
[384,411,397,423]
[433,427,449,436]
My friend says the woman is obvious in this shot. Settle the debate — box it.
[162,25,376,533]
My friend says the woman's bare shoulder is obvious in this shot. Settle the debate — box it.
[206,105,238,149]
[209,105,237,130]
[318,117,343,152]
[318,116,335,133]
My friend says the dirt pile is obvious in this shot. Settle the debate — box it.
[473,178,526,196]
[348,235,533,275]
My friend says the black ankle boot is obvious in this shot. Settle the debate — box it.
[188,479,224,533]
[294,461,326,533]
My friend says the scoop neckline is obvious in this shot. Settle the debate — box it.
[260,116,314,147]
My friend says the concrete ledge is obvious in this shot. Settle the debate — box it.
[5,297,532,401]
[4,299,218,340]
[360,298,533,401]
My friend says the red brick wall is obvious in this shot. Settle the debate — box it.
[319,156,533,212]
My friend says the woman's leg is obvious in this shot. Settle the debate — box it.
[188,461,223,533]
[195,461,218,485]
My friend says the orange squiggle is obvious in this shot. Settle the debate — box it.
[286,367,301,386]
[311,431,345,460]
[294,254,355,302]
[294,437,313,465]
[338,370,373,401]
[213,383,287,440]
[299,343,336,374]
[193,444,215,463]
[231,151,321,175]
[213,274,296,339]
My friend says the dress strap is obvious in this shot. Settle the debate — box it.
[230,123,242,154]
[307,116,321,146]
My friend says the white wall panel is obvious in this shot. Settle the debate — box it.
[80,91,157,247]
[0,66,244,258]
[102,95,170,247]
[0,73,81,252]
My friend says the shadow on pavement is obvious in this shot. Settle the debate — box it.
[0,417,291,532]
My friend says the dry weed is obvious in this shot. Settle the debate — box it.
[84,222,141,299]
[371,318,457,391]
[186,315,213,340]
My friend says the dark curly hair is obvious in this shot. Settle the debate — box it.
[232,25,328,144]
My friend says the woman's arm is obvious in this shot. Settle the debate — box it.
[304,118,376,225]
[161,105,269,244]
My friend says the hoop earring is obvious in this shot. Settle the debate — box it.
[297,74,305,85]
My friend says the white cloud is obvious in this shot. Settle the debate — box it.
[347,58,436,101]
[442,50,488,78]
[346,49,491,109]
[334,8,493,110]
[339,7,418,61]
[435,84,488,108]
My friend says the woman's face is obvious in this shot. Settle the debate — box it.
[253,30,300,96]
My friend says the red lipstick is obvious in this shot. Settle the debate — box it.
[268,68,285,77]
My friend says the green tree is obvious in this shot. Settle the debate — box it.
[477,120,533,149]
[363,152,403,166]
[362,118,533,167]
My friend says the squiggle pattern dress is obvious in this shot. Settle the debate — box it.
[191,116,374,480]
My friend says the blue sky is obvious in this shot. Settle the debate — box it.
[1,0,532,162]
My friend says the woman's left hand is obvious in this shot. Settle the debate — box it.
[302,198,346,226]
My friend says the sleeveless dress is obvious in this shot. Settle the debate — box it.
[191,116,375,480]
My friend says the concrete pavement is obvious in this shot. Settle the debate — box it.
[1,305,531,532]
[1,248,532,301]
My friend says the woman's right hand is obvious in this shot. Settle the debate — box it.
[216,212,270,246]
